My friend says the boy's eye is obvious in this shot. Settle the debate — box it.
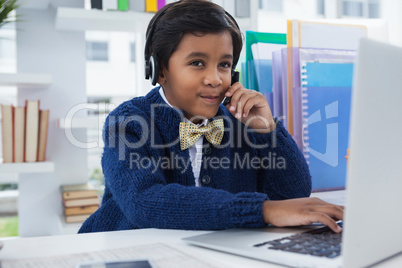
[219,62,232,68]
[190,61,204,67]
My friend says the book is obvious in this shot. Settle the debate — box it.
[13,106,25,163]
[118,0,128,11]
[37,110,50,162]
[157,0,165,10]
[129,0,145,12]
[61,183,98,200]
[102,0,117,10]
[91,0,102,9]
[145,0,157,12]
[64,205,99,216]
[63,197,99,208]
[65,213,92,223]
[1,104,14,163]
[25,100,40,162]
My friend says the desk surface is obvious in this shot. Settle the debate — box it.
[1,191,401,268]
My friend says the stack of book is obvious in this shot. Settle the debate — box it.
[1,100,49,163]
[61,183,100,224]
[90,0,166,12]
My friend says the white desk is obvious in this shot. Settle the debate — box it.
[1,191,401,267]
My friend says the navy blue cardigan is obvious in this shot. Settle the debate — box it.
[79,87,311,233]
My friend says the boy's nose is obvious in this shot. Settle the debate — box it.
[203,68,222,87]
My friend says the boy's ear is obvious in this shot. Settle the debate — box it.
[158,67,166,84]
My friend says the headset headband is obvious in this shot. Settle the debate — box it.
[144,2,240,84]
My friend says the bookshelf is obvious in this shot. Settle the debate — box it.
[55,7,255,33]
[15,2,88,237]
[58,116,105,129]
[0,161,55,173]
[12,1,258,237]
[0,73,52,88]
[58,214,82,235]
[19,0,50,10]
[55,7,154,32]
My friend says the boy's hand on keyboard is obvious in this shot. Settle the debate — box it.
[262,197,344,233]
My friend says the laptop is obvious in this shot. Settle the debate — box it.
[182,38,402,268]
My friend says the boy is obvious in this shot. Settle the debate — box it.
[79,0,343,234]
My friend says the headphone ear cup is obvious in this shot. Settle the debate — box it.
[149,54,159,86]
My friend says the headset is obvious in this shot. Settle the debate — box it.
[144,2,241,89]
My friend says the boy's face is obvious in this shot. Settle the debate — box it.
[159,31,233,122]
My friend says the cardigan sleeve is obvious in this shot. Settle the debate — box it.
[252,120,312,200]
[101,111,268,230]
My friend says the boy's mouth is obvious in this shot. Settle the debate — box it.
[200,95,220,104]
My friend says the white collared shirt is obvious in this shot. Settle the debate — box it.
[159,87,206,187]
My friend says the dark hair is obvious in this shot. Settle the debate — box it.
[145,0,243,71]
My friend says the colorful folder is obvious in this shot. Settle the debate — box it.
[302,62,354,191]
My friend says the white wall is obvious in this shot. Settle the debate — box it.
[86,32,139,98]
[381,0,402,46]
[257,0,402,47]
[16,2,88,236]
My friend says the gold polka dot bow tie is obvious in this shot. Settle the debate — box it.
[179,119,224,150]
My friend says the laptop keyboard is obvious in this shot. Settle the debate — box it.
[253,223,343,259]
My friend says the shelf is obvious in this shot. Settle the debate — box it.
[0,73,52,88]
[19,0,49,10]
[58,116,105,129]
[58,214,83,235]
[0,161,55,173]
[55,7,154,32]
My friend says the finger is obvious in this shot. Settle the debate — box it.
[313,205,344,222]
[242,94,264,117]
[224,82,241,98]
[310,212,343,233]
[227,87,248,115]
[235,92,257,119]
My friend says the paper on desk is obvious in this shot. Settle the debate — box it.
[0,243,219,268]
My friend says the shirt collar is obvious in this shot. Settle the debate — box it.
[159,87,208,127]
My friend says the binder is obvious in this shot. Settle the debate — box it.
[301,62,353,190]
[287,19,367,50]
[293,48,356,150]
[244,31,286,117]
[286,19,366,136]
[272,50,283,119]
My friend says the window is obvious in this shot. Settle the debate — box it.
[259,0,283,12]
[368,0,380,18]
[342,0,380,18]
[317,0,325,15]
[86,41,109,61]
[130,42,135,62]
[343,1,363,16]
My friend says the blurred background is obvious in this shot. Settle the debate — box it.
[0,0,400,237]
